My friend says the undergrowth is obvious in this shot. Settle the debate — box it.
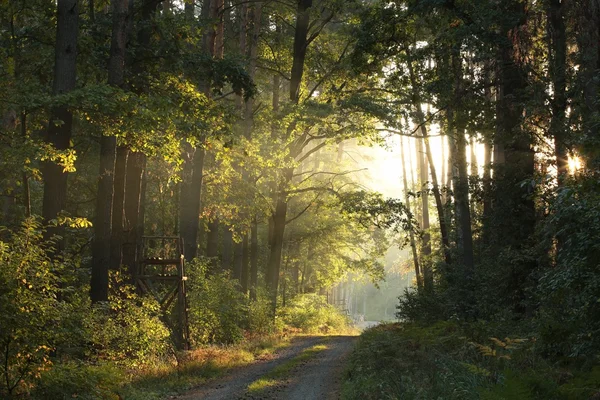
[343,322,600,400]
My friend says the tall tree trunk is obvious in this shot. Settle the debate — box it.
[179,0,215,262]
[482,64,494,246]
[267,0,313,312]
[91,0,128,302]
[547,0,568,184]
[576,0,600,167]
[222,228,233,271]
[180,145,205,261]
[494,1,536,313]
[267,167,293,308]
[400,136,422,289]
[110,146,127,270]
[20,113,31,218]
[122,151,145,280]
[416,135,433,291]
[407,56,451,266]
[233,240,243,281]
[42,0,79,251]
[249,216,259,300]
[241,233,250,294]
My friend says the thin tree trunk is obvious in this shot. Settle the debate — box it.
[110,146,127,270]
[416,135,433,291]
[249,217,258,300]
[122,151,145,281]
[267,0,313,312]
[547,0,568,183]
[233,240,243,281]
[91,0,128,302]
[241,233,250,294]
[407,57,451,266]
[400,136,422,289]
[42,0,79,251]
[20,113,30,218]
[222,227,233,271]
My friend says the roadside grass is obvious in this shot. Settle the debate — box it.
[342,322,600,400]
[119,333,292,400]
[247,341,330,395]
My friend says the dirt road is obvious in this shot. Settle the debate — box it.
[176,335,356,400]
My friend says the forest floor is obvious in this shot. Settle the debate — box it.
[174,335,357,400]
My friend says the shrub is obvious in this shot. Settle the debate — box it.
[85,273,171,367]
[278,293,351,334]
[31,362,124,400]
[0,219,63,397]
[186,258,247,345]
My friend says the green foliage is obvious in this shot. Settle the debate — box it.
[85,274,171,367]
[536,173,600,358]
[31,362,124,400]
[344,322,600,400]
[0,219,63,396]
[278,294,351,334]
[186,258,247,345]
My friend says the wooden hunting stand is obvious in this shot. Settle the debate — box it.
[136,236,190,350]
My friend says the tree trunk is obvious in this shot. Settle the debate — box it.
[249,217,259,300]
[122,151,145,281]
[400,136,422,289]
[233,240,243,281]
[42,0,79,251]
[407,56,451,266]
[547,0,568,183]
[267,167,293,309]
[576,0,600,167]
[110,146,127,270]
[91,0,128,302]
[451,53,474,277]
[241,233,250,294]
[416,135,433,291]
[267,0,313,312]
[180,144,206,261]
[222,227,233,271]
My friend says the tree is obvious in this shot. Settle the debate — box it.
[90,0,129,303]
[42,0,79,251]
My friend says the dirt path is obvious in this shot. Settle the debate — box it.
[176,335,356,400]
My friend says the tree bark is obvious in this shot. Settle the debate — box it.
[267,0,313,312]
[416,135,433,291]
[110,146,127,270]
[241,233,250,294]
[91,0,128,302]
[222,227,233,271]
[249,217,259,300]
[547,0,568,183]
[400,136,422,289]
[122,151,145,280]
[42,0,79,251]
[407,56,451,267]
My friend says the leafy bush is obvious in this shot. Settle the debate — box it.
[248,292,276,335]
[85,273,171,367]
[186,258,247,345]
[31,362,124,400]
[0,219,64,397]
[278,293,351,334]
[536,174,600,359]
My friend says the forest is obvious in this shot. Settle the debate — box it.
[1,0,600,398]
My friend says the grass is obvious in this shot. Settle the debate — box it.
[246,341,330,395]
[119,333,292,400]
[342,322,600,400]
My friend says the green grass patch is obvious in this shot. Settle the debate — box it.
[342,322,600,400]
[246,341,330,394]
[35,333,292,400]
